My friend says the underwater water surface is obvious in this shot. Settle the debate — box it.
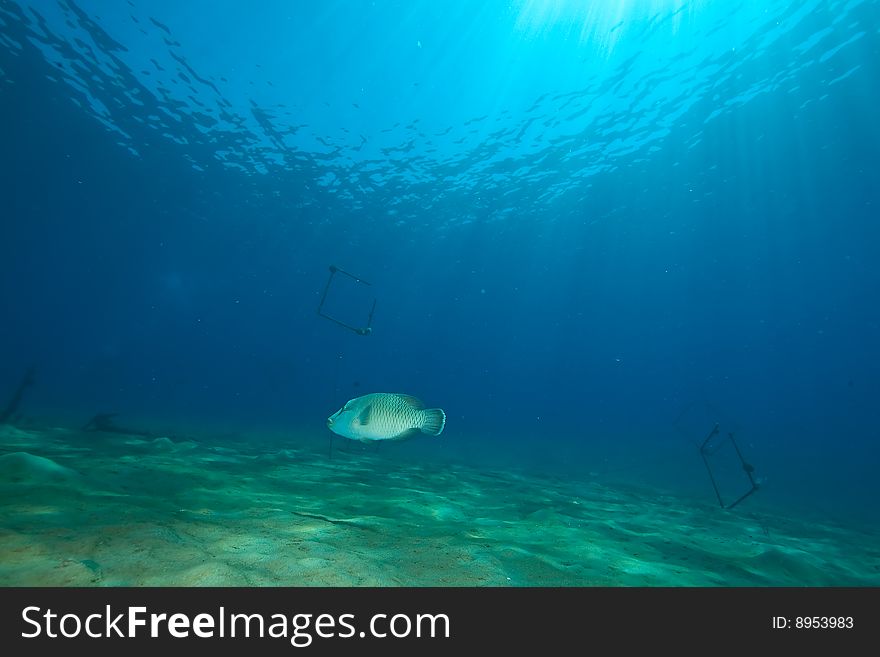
[1,0,878,586]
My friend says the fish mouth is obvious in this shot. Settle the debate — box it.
[326,418,334,427]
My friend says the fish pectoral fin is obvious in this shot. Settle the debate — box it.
[357,404,373,425]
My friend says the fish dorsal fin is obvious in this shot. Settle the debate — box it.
[396,394,425,410]
[357,404,373,425]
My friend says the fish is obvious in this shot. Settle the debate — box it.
[326,393,446,442]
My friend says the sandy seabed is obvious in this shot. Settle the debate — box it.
[0,424,877,586]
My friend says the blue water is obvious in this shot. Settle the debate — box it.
[1,0,878,524]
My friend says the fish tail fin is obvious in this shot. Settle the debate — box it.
[419,408,446,436]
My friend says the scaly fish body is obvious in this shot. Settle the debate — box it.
[326,393,446,442]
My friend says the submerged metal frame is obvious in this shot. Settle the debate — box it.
[316,265,376,336]
[699,423,760,509]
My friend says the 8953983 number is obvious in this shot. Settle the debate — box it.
[795,616,854,629]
